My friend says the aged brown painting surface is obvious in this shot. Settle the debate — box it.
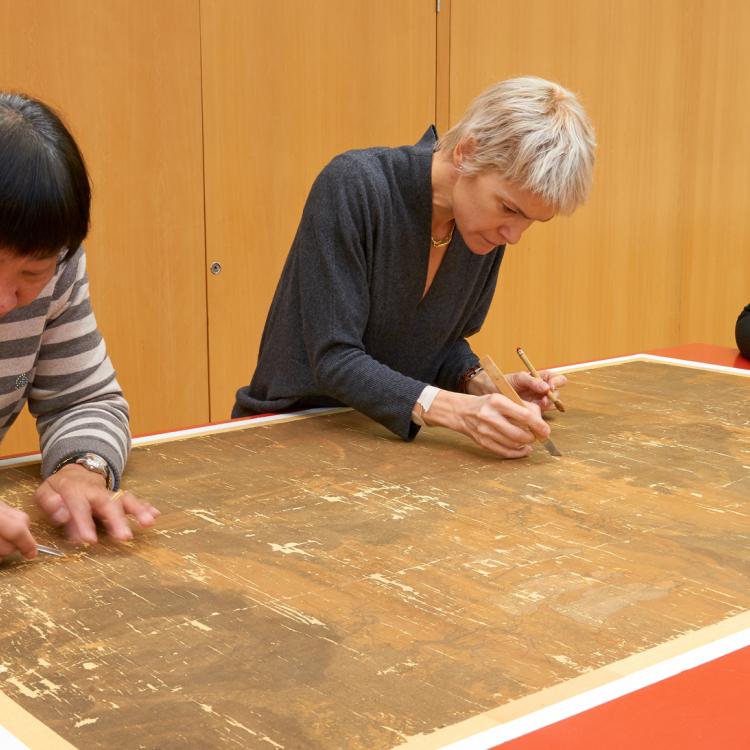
[1,361,748,749]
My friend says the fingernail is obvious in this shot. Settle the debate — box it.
[51,509,68,524]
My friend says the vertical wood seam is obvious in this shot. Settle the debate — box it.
[435,0,451,134]
[197,0,214,423]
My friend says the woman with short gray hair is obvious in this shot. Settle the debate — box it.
[438,76,595,215]
[234,77,596,459]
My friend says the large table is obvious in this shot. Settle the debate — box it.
[1,346,748,750]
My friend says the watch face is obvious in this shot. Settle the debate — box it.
[81,455,106,471]
[74,454,112,489]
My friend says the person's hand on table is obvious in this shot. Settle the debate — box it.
[34,464,160,544]
[0,500,37,560]
[420,389,550,459]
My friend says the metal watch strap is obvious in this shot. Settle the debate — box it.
[54,452,114,490]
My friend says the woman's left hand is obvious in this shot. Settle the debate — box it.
[34,464,160,544]
[506,370,567,412]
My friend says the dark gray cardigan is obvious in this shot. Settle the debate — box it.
[233,127,504,440]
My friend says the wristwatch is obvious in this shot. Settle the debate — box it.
[55,453,114,490]
[459,364,484,393]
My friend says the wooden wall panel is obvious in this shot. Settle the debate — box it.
[450,0,749,373]
[435,0,452,134]
[2,0,746,456]
[0,0,208,456]
[678,1,750,346]
[201,0,437,421]
[0,410,36,458]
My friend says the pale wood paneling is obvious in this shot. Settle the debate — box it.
[201,0,437,420]
[678,0,750,345]
[435,0,452,134]
[0,0,208,456]
[450,0,748,373]
[0,410,36,459]
[2,0,745,458]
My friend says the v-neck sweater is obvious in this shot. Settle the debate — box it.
[233,127,504,440]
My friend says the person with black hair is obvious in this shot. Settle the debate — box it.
[737,304,750,360]
[0,92,159,559]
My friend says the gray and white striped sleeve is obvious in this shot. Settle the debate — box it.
[29,247,131,487]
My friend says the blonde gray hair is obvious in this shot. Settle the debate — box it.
[438,77,596,215]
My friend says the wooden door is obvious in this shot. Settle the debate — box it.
[201,0,438,420]
[448,0,750,371]
[675,1,750,345]
[0,0,208,456]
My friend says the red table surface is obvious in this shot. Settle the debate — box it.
[497,646,750,750]
[645,342,749,369]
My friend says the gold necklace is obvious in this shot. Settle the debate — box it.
[431,221,455,248]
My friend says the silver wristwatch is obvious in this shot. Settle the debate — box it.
[55,452,114,490]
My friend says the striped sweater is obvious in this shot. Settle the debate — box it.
[0,246,130,487]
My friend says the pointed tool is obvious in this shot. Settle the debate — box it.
[1,544,64,564]
[479,355,562,457]
[36,544,65,557]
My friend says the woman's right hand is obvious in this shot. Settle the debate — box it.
[0,501,37,560]
[421,390,550,458]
